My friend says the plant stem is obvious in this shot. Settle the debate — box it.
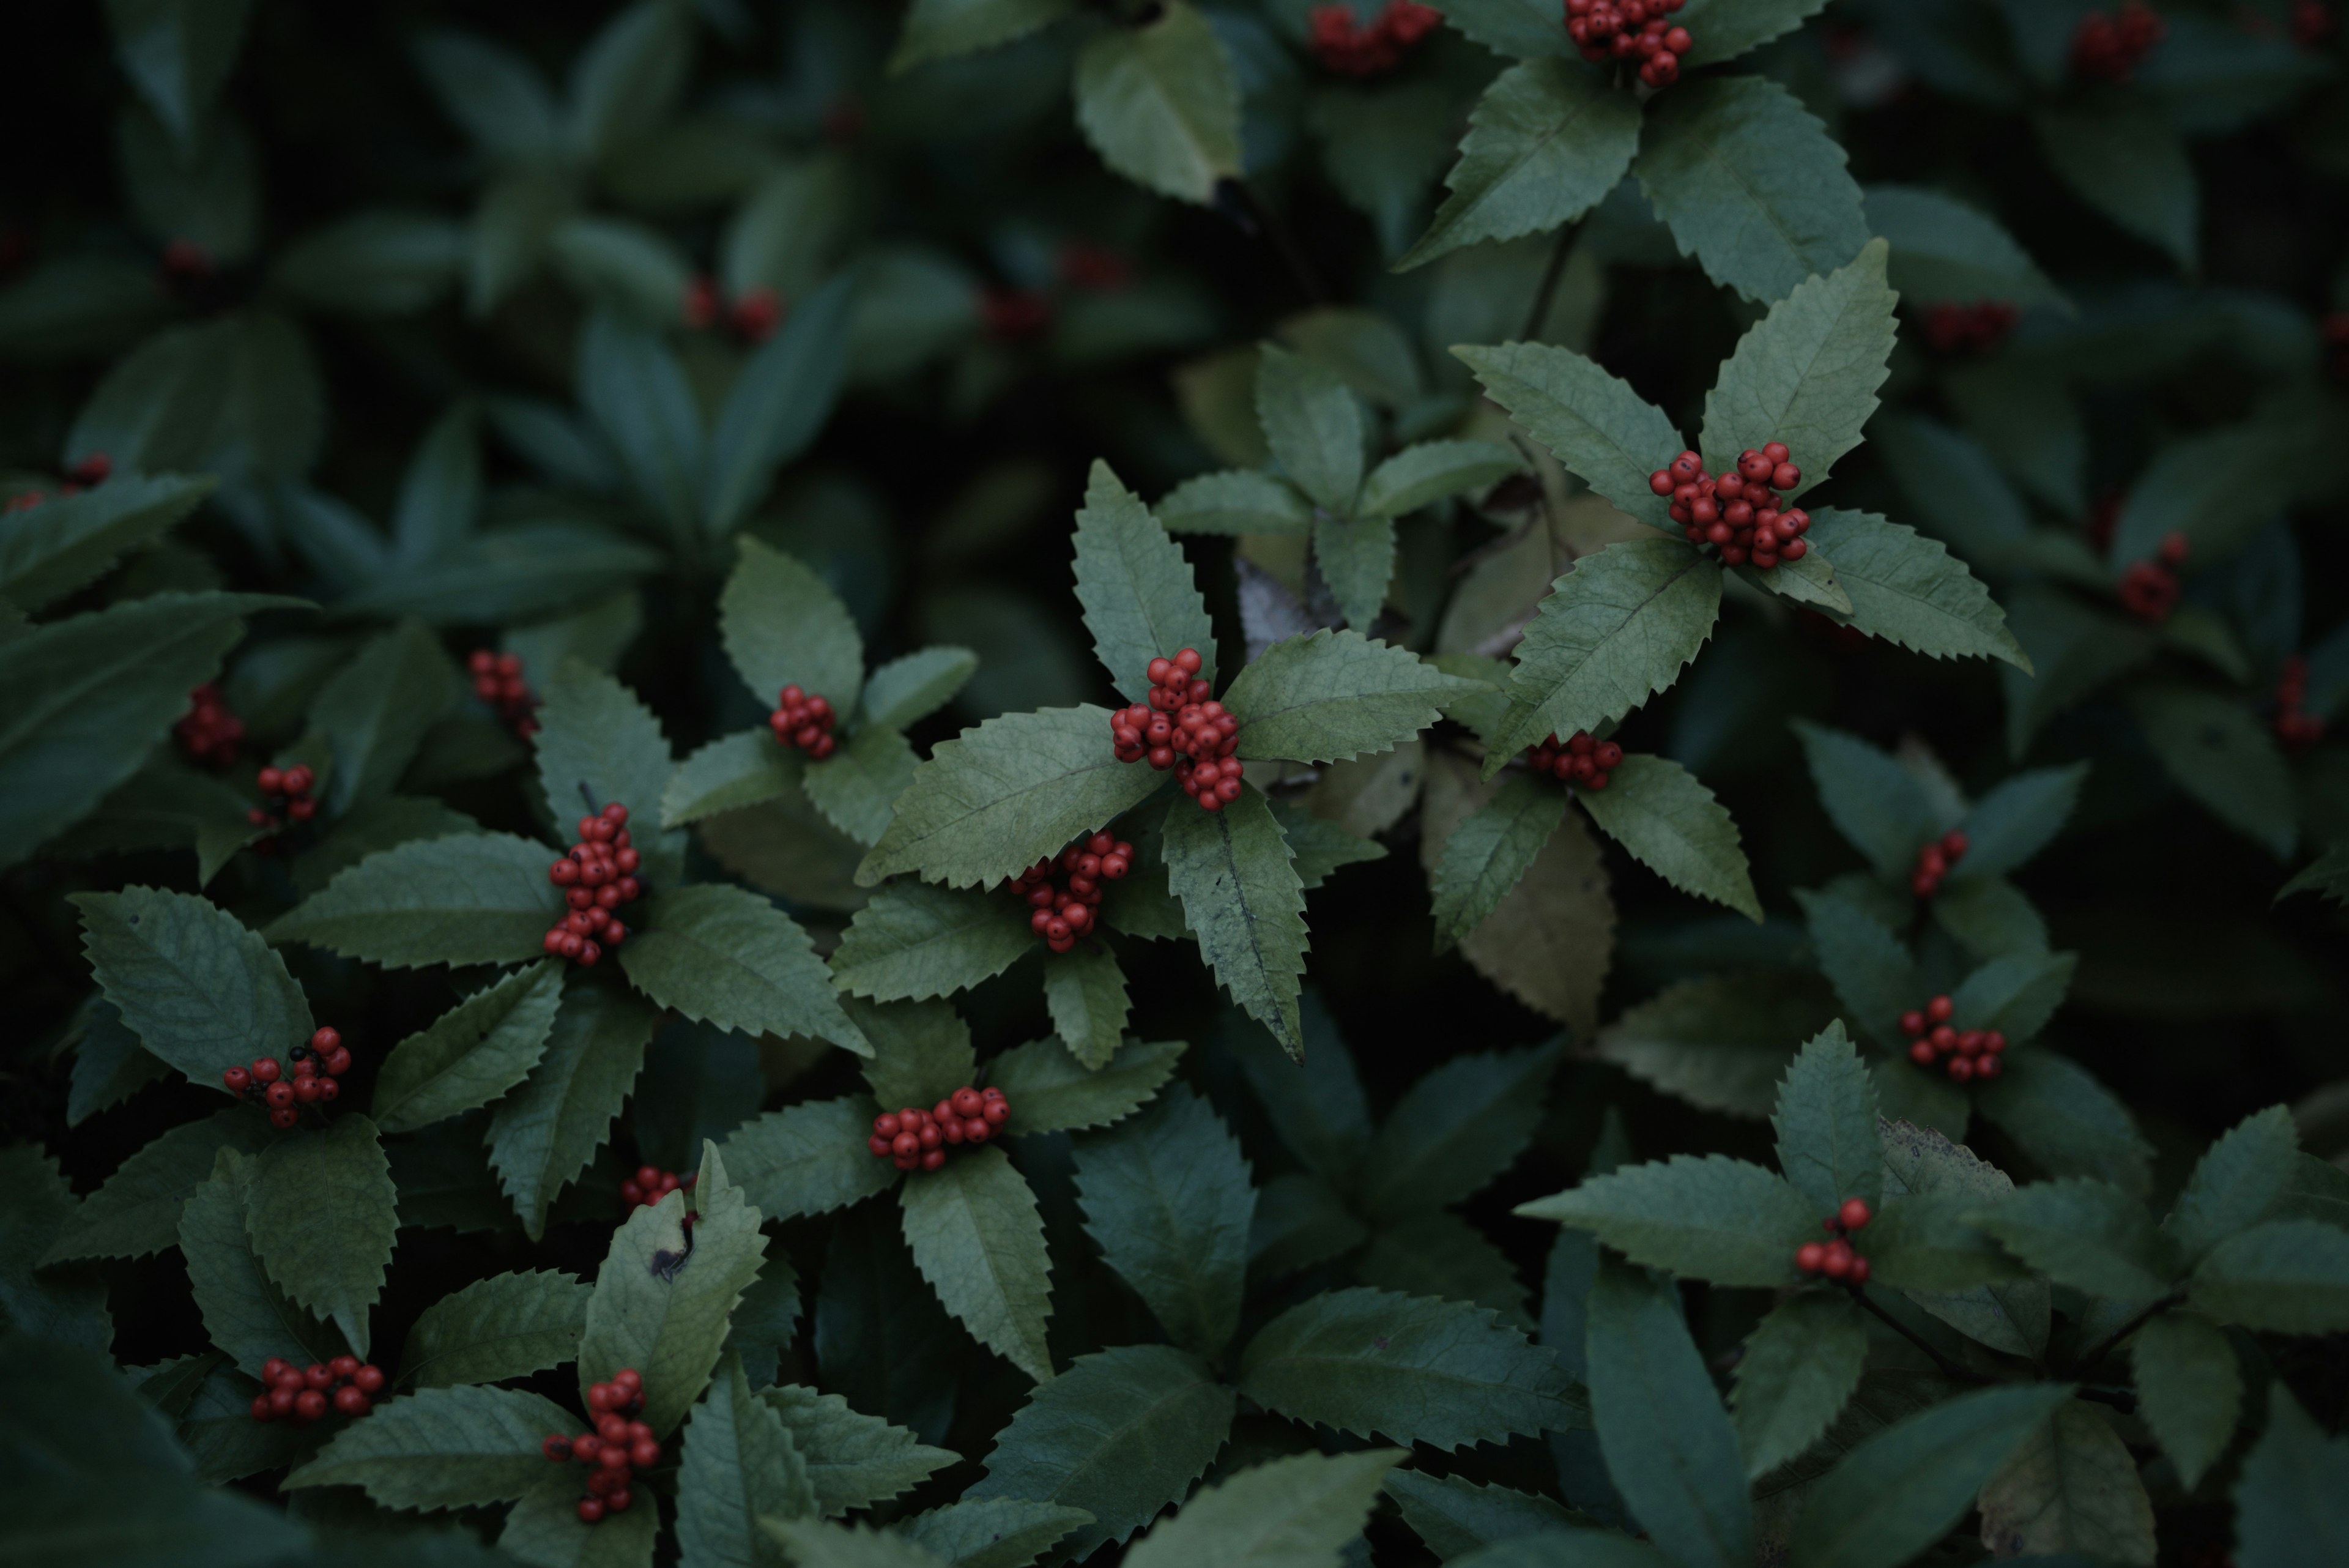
[1520,223,1580,342]
[1847,1284,1991,1386]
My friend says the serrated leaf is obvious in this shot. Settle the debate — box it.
[1798,510,2030,672]
[0,470,213,612]
[373,961,563,1133]
[2131,685,2298,860]
[2167,1105,2300,1265]
[666,730,804,829]
[270,831,563,970]
[2131,1310,2240,1490]
[1578,754,1762,921]
[1876,1118,2049,1358]
[759,1519,943,1568]
[1595,971,1836,1121]
[889,0,1077,74]
[503,1465,661,1567]
[831,880,1036,1002]
[1252,1172,1370,1282]
[1699,239,1894,498]
[760,1383,960,1518]
[985,1034,1184,1135]
[1239,1287,1584,1450]
[1233,992,1371,1181]
[1953,764,2085,882]
[1587,1259,1753,1568]
[292,795,481,899]
[1785,1382,2075,1568]
[1312,509,1396,633]
[853,998,978,1113]
[1360,440,1526,519]
[1226,629,1477,767]
[1256,343,1365,515]
[1973,1049,2152,1197]
[1429,773,1566,950]
[1731,1291,1867,1480]
[579,1142,769,1435]
[1931,876,2050,963]
[2189,1220,2349,1333]
[1398,59,1640,270]
[705,273,853,538]
[1516,1154,1813,1287]
[1360,1041,1561,1222]
[967,1343,1234,1558]
[1863,184,2064,311]
[1792,723,1941,878]
[74,885,313,1089]
[1123,1447,1403,1568]
[313,620,460,816]
[896,1499,1093,1568]
[856,707,1171,890]
[1975,1399,2156,1565]
[1948,948,2076,1046]
[1073,1085,1253,1357]
[1357,1211,1531,1328]
[718,1098,900,1224]
[1488,540,1720,767]
[1071,459,1217,700]
[899,1144,1054,1383]
[286,1383,577,1510]
[1042,945,1130,1069]
[1969,1180,2176,1302]
[489,981,659,1240]
[398,1269,592,1391]
[532,662,683,885]
[803,726,920,849]
[1454,343,1682,532]
[861,647,979,731]
[179,1150,343,1377]
[2233,1383,2349,1568]
[1381,1471,1573,1560]
[1072,2,1241,205]
[1163,786,1309,1056]
[1157,469,1314,537]
[1795,888,1921,1046]
[245,1114,397,1354]
[721,537,866,720]
[1772,1021,1882,1216]
[42,1108,268,1265]
[679,1354,818,1568]
[621,884,870,1055]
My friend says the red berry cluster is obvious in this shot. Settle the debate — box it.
[1056,242,1134,294]
[684,276,784,344]
[1902,995,2006,1082]
[1307,1,1442,76]
[2072,1,2165,81]
[250,1354,385,1424]
[223,1028,352,1130]
[868,1086,1012,1173]
[248,764,317,833]
[1012,832,1134,954]
[1795,1198,1873,1284]
[467,649,540,739]
[1921,302,2019,355]
[2118,530,2188,623]
[176,683,246,767]
[769,683,838,760]
[620,1164,695,1209]
[1647,444,1811,567]
[1526,730,1623,790]
[980,287,1053,341]
[543,1370,657,1525]
[2276,656,2327,749]
[543,804,641,967]
[1110,648,1246,812]
[1564,0,1693,88]
[1910,828,1969,898]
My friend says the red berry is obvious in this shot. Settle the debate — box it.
[263,1357,291,1381]
[1926,995,1954,1024]
[1174,648,1203,674]
[294,1389,329,1422]
[334,1386,371,1416]
[270,1107,300,1129]
[1796,1242,1825,1273]
[1909,1039,1937,1066]
[354,1364,385,1392]
[982,1098,1009,1125]
[1838,1198,1871,1232]
[1849,1257,1872,1284]
[265,1082,295,1109]
[1820,1242,1854,1280]
[251,1394,274,1421]
[223,1066,251,1093]
[579,1499,606,1524]
[253,1058,281,1083]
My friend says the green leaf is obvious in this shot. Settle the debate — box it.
[1772,1021,1882,1216]
[313,622,461,820]
[373,962,563,1133]
[1488,540,1721,768]
[106,0,256,146]
[1312,510,1397,632]
[678,1354,818,1567]
[1798,510,2030,672]
[1931,877,2050,962]
[1162,786,1309,1057]
[398,1269,592,1391]
[1969,1180,2177,1302]
[1227,629,1478,767]
[896,1499,1094,1568]
[721,537,866,719]
[1785,1381,2075,1568]
[41,1108,267,1265]
[1973,1049,2153,1197]
[1398,59,1641,270]
[967,1343,1234,1559]
[2131,1310,2240,1490]
[1042,945,1130,1069]
[1876,1118,2049,1357]
[2130,685,2298,860]
[1975,1399,2156,1565]
[718,1098,900,1224]
[1252,1172,1370,1282]
[0,1148,107,1352]
[569,0,693,164]
[760,1520,944,1568]
[1731,1291,1868,1480]
[860,648,979,732]
[246,1114,398,1354]
[0,470,213,612]
[0,592,295,872]
[1255,343,1365,515]
[1515,1154,1814,1288]
[533,662,684,884]
[2034,105,2196,270]
[1071,459,1217,700]
[666,730,804,829]
[270,831,563,970]
[1578,755,1762,921]
[705,274,853,538]
[803,726,920,849]
[1792,723,1940,878]
[579,1142,770,1435]
[1357,1211,1532,1327]
[1382,1471,1574,1560]
[503,1466,661,1567]
[579,311,703,535]
[1123,1448,1403,1568]
[179,1150,342,1376]
[1157,469,1313,537]
[1436,771,1616,1040]
[760,1383,959,1518]
[1360,1041,1561,1222]
[2189,1220,2349,1333]
[1586,1259,1753,1568]
[1428,775,1567,949]
[854,998,979,1112]
[1698,240,1894,499]
[286,1383,577,1510]
[986,1035,1185,1136]
[1795,890,1921,1047]
[1453,342,1683,532]
[2167,1105,2301,1265]
[1074,1085,1254,1357]
[622,884,870,1056]
[73,885,312,1090]
[1861,184,2065,310]
[489,981,660,1240]
[1634,77,1868,305]
[1594,971,1838,1121]
[292,795,481,899]
[856,707,1171,890]
[1997,586,2158,759]
[889,0,1075,73]
[1953,764,2087,881]
[1235,994,1371,1181]
[410,31,562,164]
[831,880,1036,1002]
[2233,1384,2349,1568]
[1948,948,2076,1047]
[1239,1286,1584,1451]
[899,1144,1055,1383]
[2280,844,2349,908]
[1072,1,1241,205]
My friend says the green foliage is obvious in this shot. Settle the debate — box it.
[1163,787,1308,1055]
[398,1269,592,1391]
[987,1034,1185,1135]
[75,884,311,1088]
[1225,630,1480,767]
[286,1384,576,1510]
[1518,1154,1814,1287]
[1400,61,1641,271]
[898,1145,1055,1383]
[1071,461,1217,701]
[677,1354,817,1567]
[620,883,870,1055]
[831,881,1036,1002]
[1072,2,1241,205]
[1121,1448,1402,1568]
[1073,1085,1254,1356]
[270,832,563,970]
[1575,755,1761,921]
[372,961,563,1134]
